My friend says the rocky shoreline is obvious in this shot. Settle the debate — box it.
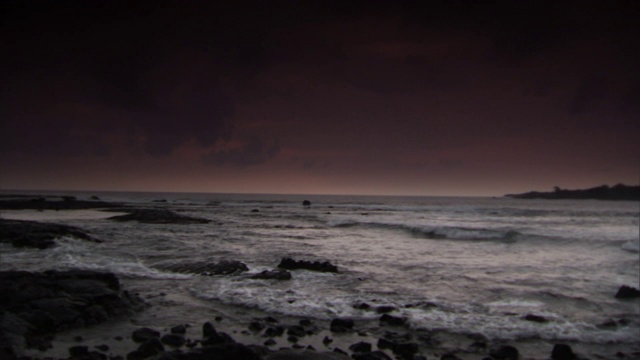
[1,196,639,360]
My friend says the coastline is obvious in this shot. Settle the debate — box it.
[1,195,639,359]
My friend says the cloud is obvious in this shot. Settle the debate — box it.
[202,137,280,167]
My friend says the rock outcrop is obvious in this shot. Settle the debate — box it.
[277,258,338,273]
[0,219,101,249]
[0,270,145,358]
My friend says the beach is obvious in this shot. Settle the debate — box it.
[1,192,638,359]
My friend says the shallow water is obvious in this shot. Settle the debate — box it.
[1,192,639,356]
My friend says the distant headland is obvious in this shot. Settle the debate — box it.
[505,184,640,201]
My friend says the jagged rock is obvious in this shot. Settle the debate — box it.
[615,285,640,299]
[108,208,210,224]
[131,327,160,343]
[0,219,101,249]
[250,269,292,280]
[379,314,407,326]
[161,334,186,348]
[349,341,372,353]
[489,345,519,360]
[523,314,547,323]
[0,270,144,356]
[278,257,338,273]
[330,318,354,332]
[171,325,187,334]
[551,344,576,360]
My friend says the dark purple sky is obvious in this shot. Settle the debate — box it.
[1,1,638,196]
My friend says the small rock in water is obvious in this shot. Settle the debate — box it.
[375,305,396,314]
[379,314,406,326]
[95,344,109,352]
[349,341,372,353]
[523,314,547,323]
[615,285,640,299]
[131,327,160,343]
[551,344,576,360]
[489,345,519,360]
[323,336,333,345]
[302,200,311,206]
[170,324,187,334]
[161,334,186,348]
[330,318,354,332]
[69,345,89,357]
[264,338,277,346]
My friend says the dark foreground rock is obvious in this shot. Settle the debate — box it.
[154,260,249,275]
[278,257,339,273]
[108,208,210,224]
[0,270,146,358]
[615,285,640,299]
[0,219,101,249]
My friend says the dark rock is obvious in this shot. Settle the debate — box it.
[202,322,218,338]
[108,208,210,224]
[161,334,186,348]
[202,331,234,346]
[0,270,145,356]
[264,338,277,346]
[551,344,576,360]
[131,328,160,343]
[0,219,101,249]
[330,318,354,332]
[354,302,371,310]
[278,257,338,273]
[137,338,164,358]
[441,354,463,360]
[392,342,419,359]
[349,341,372,353]
[249,321,266,331]
[377,338,394,350]
[302,200,311,206]
[375,306,396,314]
[287,325,306,337]
[323,336,333,345]
[299,319,313,326]
[171,324,187,334]
[251,209,260,213]
[263,326,285,337]
[334,347,348,355]
[523,314,547,323]
[287,335,299,343]
[489,345,519,360]
[95,344,109,352]
[69,345,89,357]
[615,285,640,299]
[250,269,292,280]
[379,314,406,326]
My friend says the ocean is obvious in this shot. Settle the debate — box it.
[1,192,638,357]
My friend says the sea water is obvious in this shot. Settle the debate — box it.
[1,192,638,350]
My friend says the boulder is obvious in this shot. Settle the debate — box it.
[250,269,292,280]
[0,219,101,249]
[131,328,160,343]
[551,344,576,360]
[349,341,372,353]
[379,314,407,326]
[489,345,519,360]
[0,270,145,356]
[330,318,354,332]
[278,257,338,273]
[615,285,640,299]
